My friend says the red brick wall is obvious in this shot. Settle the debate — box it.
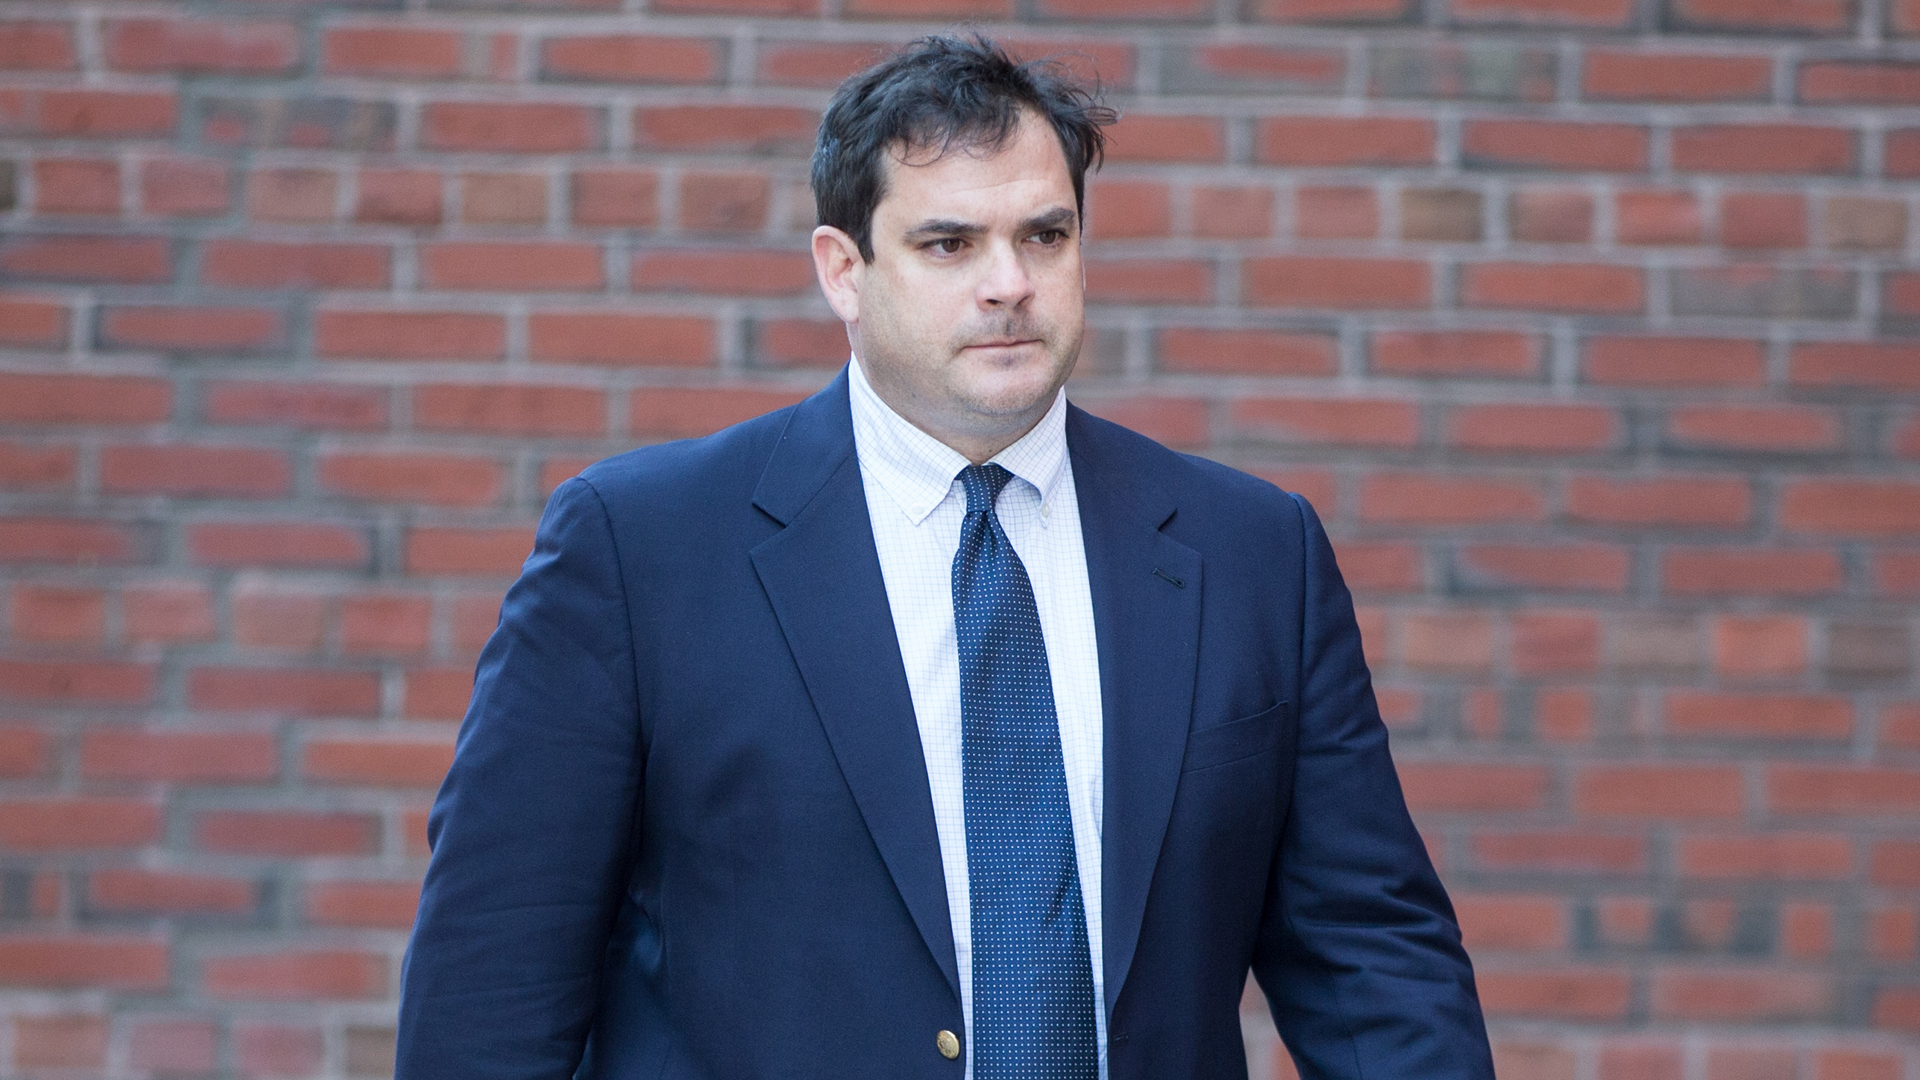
[1,0,1917,1075]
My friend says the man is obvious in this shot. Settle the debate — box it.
[398,34,1493,1080]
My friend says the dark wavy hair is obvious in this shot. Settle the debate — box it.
[811,33,1118,262]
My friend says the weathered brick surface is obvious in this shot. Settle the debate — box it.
[1,2,1917,1078]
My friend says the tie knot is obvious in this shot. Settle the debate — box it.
[958,462,1015,515]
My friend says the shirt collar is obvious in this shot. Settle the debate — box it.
[847,355,1069,527]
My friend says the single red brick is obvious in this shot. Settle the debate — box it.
[1369,330,1538,378]
[188,522,368,569]
[1461,262,1643,313]
[88,869,255,915]
[1672,125,1854,175]
[1473,830,1648,873]
[676,171,768,233]
[188,667,380,717]
[304,736,454,788]
[1086,259,1214,304]
[354,168,442,225]
[1566,475,1751,527]
[34,89,178,138]
[204,950,388,1001]
[0,937,169,990]
[1464,120,1647,172]
[1257,116,1434,166]
[1249,0,1414,20]
[1399,761,1550,811]
[1792,342,1920,390]
[0,21,77,70]
[1652,970,1834,1021]
[1360,472,1546,525]
[423,102,601,153]
[0,797,160,850]
[1477,969,1633,1020]
[1887,129,1920,176]
[1034,0,1207,16]
[203,381,387,431]
[413,383,605,437]
[1335,541,1424,592]
[323,26,463,78]
[527,311,715,367]
[127,1020,218,1075]
[306,880,421,929]
[1667,691,1851,741]
[1230,397,1420,448]
[1711,614,1808,678]
[0,234,171,283]
[202,240,389,288]
[1801,61,1920,103]
[1663,548,1842,596]
[757,318,848,367]
[1616,189,1705,245]
[0,658,154,704]
[1814,1051,1903,1080]
[1782,480,1920,536]
[246,166,337,223]
[14,1015,108,1069]
[1511,611,1601,674]
[1668,404,1840,452]
[1244,257,1430,308]
[196,811,379,856]
[315,310,504,360]
[1449,403,1619,453]
[457,172,546,225]
[1102,114,1226,163]
[339,594,434,655]
[0,440,75,491]
[1294,186,1378,238]
[421,241,604,292]
[405,526,537,576]
[33,158,120,215]
[1722,191,1807,248]
[1825,194,1906,249]
[572,169,659,227]
[0,517,143,565]
[104,17,296,74]
[631,104,817,153]
[0,725,52,778]
[1156,328,1337,375]
[541,34,720,83]
[1873,987,1920,1031]
[756,40,894,87]
[632,249,814,296]
[100,305,281,352]
[1399,610,1497,672]
[1671,0,1850,31]
[1458,544,1630,592]
[229,588,320,654]
[406,667,475,720]
[10,584,105,645]
[1455,894,1567,951]
[1076,396,1211,449]
[1769,765,1920,815]
[1583,51,1773,101]
[99,444,290,498]
[139,156,230,216]
[234,1025,324,1078]
[1086,180,1172,239]
[0,295,68,348]
[1510,188,1595,243]
[120,584,215,643]
[1576,764,1745,818]
[1192,185,1274,238]
[1584,336,1764,387]
[81,729,279,783]
[318,452,503,508]
[630,387,812,439]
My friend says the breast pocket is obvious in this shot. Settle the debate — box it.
[1180,701,1289,773]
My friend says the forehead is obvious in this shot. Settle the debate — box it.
[875,112,1075,222]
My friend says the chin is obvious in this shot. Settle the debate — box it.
[955,366,1064,420]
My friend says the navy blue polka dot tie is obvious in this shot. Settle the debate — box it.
[953,463,1098,1080]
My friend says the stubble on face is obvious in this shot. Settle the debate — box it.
[851,111,1087,463]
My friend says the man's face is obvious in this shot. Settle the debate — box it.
[815,110,1086,456]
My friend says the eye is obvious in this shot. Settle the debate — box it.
[927,237,965,255]
[1030,229,1068,246]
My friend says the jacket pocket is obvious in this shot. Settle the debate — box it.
[1180,701,1288,773]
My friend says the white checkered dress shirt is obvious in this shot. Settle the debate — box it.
[847,356,1108,1080]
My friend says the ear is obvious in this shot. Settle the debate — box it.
[811,226,865,326]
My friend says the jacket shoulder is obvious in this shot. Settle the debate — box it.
[567,402,799,511]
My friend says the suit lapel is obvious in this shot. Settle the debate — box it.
[1067,406,1203,1016]
[748,370,961,1001]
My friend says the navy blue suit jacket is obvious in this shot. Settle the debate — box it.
[396,368,1493,1080]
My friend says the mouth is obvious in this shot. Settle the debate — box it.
[963,339,1039,350]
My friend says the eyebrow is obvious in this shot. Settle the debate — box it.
[902,206,1079,241]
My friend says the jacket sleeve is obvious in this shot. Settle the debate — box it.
[1249,493,1495,1080]
[396,477,643,1080]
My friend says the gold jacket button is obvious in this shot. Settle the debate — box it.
[936,1030,960,1060]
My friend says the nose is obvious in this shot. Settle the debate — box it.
[976,238,1035,310]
